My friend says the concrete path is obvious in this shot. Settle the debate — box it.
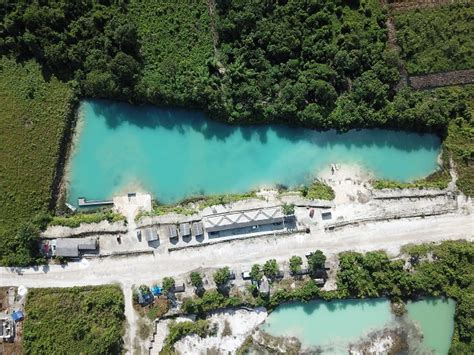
[2,212,472,289]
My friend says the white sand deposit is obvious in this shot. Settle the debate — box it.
[173,308,267,355]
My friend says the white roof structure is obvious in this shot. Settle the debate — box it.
[203,207,283,232]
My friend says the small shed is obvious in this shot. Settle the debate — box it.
[321,211,332,220]
[180,223,191,237]
[11,311,24,322]
[315,278,325,286]
[192,222,204,236]
[167,225,178,240]
[174,284,185,293]
[144,228,158,242]
[151,285,162,296]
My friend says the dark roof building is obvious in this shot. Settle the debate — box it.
[54,237,98,258]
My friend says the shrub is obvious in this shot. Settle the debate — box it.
[282,203,295,216]
[162,277,176,294]
[308,250,326,274]
[263,259,280,281]
[213,267,231,288]
[250,264,263,283]
[289,256,303,275]
[190,271,203,289]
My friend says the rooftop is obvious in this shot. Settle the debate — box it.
[55,237,98,257]
[203,206,284,232]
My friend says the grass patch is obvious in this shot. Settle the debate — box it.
[136,192,258,220]
[372,168,451,190]
[49,210,126,228]
[23,285,125,354]
[129,0,214,106]
[0,57,75,265]
[395,2,474,75]
[301,181,335,200]
[145,296,170,321]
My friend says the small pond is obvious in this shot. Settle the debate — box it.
[262,298,455,354]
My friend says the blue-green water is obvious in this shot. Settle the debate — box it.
[263,298,455,354]
[406,298,456,354]
[67,100,441,205]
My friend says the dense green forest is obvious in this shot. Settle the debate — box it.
[395,2,473,75]
[129,0,214,106]
[1,0,470,131]
[23,285,125,354]
[0,1,142,99]
[0,1,472,266]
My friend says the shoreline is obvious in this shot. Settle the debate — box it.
[56,103,87,210]
[149,296,454,354]
[59,99,444,210]
[49,97,80,212]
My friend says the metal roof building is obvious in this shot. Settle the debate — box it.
[167,225,178,240]
[203,207,284,233]
[179,223,191,236]
[144,228,158,242]
[192,222,204,236]
[54,237,98,258]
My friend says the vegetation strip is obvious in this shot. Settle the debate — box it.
[23,285,125,354]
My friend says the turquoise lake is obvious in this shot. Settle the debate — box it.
[262,298,455,354]
[67,100,441,205]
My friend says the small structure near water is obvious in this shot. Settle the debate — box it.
[77,197,114,208]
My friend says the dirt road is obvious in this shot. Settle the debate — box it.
[2,211,472,352]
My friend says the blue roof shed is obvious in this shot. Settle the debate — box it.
[12,310,24,322]
[151,285,162,296]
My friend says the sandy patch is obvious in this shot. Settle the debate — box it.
[172,308,268,354]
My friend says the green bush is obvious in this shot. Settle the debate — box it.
[308,250,327,274]
[302,181,335,200]
[213,267,231,288]
[190,272,204,289]
[289,256,303,275]
[263,259,280,281]
[162,277,176,294]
